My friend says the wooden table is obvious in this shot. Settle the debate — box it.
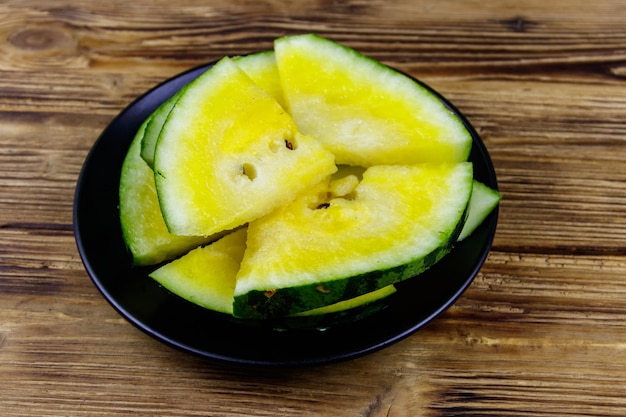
[2,1,626,415]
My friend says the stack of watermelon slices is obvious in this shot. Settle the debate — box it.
[119,34,501,325]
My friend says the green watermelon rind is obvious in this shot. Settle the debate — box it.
[140,90,182,169]
[226,285,397,331]
[457,180,502,241]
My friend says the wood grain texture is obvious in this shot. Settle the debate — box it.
[1,0,626,415]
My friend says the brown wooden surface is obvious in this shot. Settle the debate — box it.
[2,1,626,415]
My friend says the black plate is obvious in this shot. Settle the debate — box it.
[74,61,499,367]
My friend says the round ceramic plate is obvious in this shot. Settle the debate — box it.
[74,61,499,367]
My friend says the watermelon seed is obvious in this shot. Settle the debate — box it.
[308,191,332,210]
[284,133,297,150]
[316,284,331,294]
